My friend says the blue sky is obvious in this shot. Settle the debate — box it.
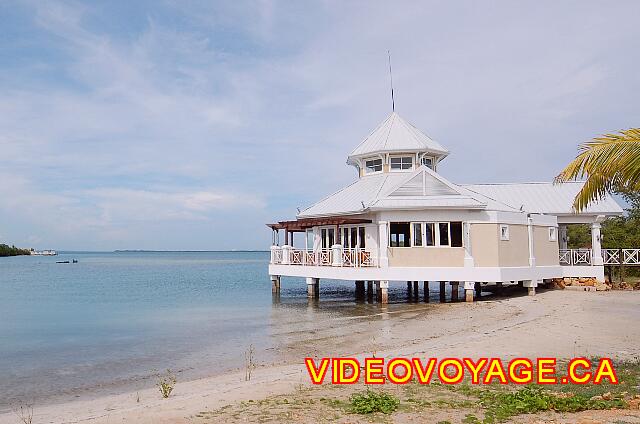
[0,1,639,250]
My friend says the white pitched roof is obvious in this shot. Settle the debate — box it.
[297,166,517,218]
[463,182,624,216]
[348,113,449,161]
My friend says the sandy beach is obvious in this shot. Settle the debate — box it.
[2,289,639,424]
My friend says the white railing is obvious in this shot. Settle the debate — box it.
[602,249,620,265]
[270,248,282,264]
[317,249,332,266]
[602,248,640,265]
[561,248,640,266]
[559,249,592,265]
[269,246,375,267]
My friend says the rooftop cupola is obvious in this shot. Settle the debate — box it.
[347,112,449,177]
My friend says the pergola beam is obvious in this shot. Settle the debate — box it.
[267,217,372,232]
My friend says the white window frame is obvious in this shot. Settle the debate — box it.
[341,225,366,249]
[389,155,414,171]
[420,156,434,170]
[409,222,453,247]
[548,226,557,242]
[364,158,383,174]
[410,222,423,247]
[500,224,510,241]
[319,226,336,249]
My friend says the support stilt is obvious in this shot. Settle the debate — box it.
[523,280,538,296]
[367,280,374,298]
[465,289,474,302]
[475,282,482,299]
[375,281,381,302]
[306,277,319,298]
[413,281,419,299]
[423,281,429,303]
[355,280,365,300]
[439,281,446,302]
[271,275,281,293]
[450,281,459,301]
[496,282,503,295]
[379,281,389,304]
[464,281,475,303]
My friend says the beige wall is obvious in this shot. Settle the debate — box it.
[470,224,499,267]
[388,247,464,267]
[470,223,529,267]
[498,225,530,267]
[534,227,559,265]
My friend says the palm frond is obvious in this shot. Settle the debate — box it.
[555,129,640,211]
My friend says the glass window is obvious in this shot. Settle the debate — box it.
[500,225,509,241]
[425,223,435,246]
[390,156,413,170]
[342,228,349,248]
[412,223,423,247]
[549,227,557,241]
[390,222,411,247]
[358,227,366,248]
[306,230,314,250]
[438,222,450,246]
[421,156,434,169]
[365,158,382,173]
[450,222,463,247]
[350,227,358,248]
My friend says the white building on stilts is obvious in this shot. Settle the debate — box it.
[268,112,624,303]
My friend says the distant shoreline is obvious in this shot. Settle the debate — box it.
[112,250,270,253]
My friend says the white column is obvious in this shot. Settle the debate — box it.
[591,218,604,266]
[270,245,281,264]
[527,216,536,267]
[331,244,343,266]
[378,220,389,267]
[559,224,568,250]
[281,245,291,265]
[463,222,474,267]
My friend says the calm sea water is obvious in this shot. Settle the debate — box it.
[0,251,450,410]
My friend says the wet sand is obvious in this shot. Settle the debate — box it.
[1,289,638,424]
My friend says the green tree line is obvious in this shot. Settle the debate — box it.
[568,192,640,249]
[0,244,31,257]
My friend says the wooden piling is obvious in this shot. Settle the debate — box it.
[450,282,459,301]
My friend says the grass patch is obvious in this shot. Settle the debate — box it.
[479,385,626,423]
[350,389,400,414]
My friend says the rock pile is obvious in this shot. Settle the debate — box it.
[550,277,611,291]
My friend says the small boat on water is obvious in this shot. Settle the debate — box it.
[56,260,70,264]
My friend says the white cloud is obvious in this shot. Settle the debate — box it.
[1,0,639,249]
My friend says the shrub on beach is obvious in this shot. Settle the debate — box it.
[350,389,399,414]
[156,369,177,399]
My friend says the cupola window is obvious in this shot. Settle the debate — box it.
[365,158,382,173]
[421,156,434,169]
[390,156,413,170]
